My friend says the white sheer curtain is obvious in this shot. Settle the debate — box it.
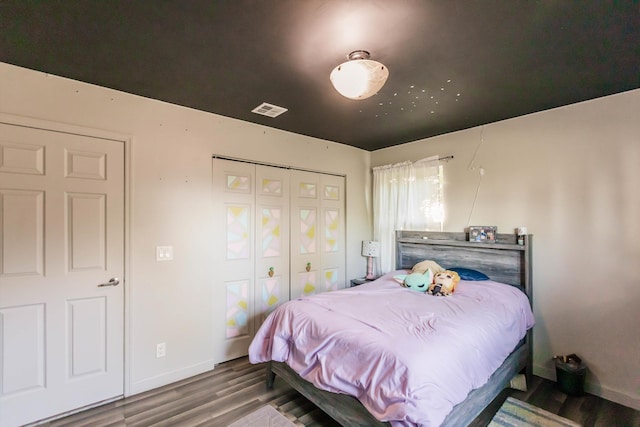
[373,156,443,274]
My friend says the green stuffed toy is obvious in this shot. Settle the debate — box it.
[394,269,434,293]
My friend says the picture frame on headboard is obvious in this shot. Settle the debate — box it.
[468,226,497,242]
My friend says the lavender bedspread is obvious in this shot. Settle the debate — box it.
[248,271,535,427]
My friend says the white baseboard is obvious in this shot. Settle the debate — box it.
[534,363,640,411]
[129,359,217,396]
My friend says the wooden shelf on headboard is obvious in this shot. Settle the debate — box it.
[397,230,523,246]
[396,237,526,251]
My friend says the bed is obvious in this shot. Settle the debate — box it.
[249,231,534,426]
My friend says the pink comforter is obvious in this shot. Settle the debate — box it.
[248,271,535,426]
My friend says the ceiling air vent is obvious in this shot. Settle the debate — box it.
[251,102,288,118]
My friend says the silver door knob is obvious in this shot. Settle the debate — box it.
[98,277,120,287]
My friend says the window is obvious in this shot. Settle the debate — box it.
[373,156,443,273]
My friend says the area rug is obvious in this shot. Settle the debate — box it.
[489,397,581,427]
[228,405,296,427]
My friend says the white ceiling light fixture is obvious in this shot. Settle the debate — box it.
[330,50,389,100]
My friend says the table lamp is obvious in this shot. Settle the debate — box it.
[361,240,380,280]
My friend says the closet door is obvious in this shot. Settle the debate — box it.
[254,165,290,325]
[212,160,290,363]
[319,174,346,294]
[290,171,345,299]
[212,159,255,362]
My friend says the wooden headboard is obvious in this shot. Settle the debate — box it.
[395,231,532,304]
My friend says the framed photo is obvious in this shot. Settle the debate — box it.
[468,226,497,243]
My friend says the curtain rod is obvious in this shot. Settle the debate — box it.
[373,155,454,170]
[415,155,454,162]
[392,155,454,163]
[211,155,346,177]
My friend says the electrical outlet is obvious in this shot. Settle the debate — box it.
[156,342,166,358]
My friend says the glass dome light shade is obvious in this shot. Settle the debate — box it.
[330,58,389,100]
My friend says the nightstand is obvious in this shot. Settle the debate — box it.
[350,277,375,287]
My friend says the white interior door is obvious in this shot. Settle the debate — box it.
[0,123,125,426]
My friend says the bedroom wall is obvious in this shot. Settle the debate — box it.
[371,88,640,410]
[0,63,372,394]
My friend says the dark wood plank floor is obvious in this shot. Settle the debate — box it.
[39,357,640,427]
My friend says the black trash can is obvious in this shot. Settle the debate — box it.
[554,354,586,396]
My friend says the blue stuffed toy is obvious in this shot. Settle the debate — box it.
[394,269,434,293]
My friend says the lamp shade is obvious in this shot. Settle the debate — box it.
[361,240,380,257]
[330,50,389,100]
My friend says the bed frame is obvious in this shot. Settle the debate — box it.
[266,230,533,426]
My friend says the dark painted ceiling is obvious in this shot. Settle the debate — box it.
[1,1,638,151]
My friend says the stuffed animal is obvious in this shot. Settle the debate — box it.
[394,269,434,293]
[411,260,444,275]
[428,270,460,296]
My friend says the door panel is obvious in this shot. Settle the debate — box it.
[254,165,289,324]
[1,189,44,275]
[212,160,255,362]
[0,123,124,427]
[319,174,346,292]
[67,296,107,378]
[290,171,345,299]
[0,304,46,395]
[67,192,107,270]
[290,171,322,299]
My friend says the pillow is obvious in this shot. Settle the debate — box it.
[447,267,489,281]
[412,260,444,275]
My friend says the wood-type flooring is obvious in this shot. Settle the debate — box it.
[39,356,640,427]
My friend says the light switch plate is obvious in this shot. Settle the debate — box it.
[156,246,173,261]
[156,342,166,358]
